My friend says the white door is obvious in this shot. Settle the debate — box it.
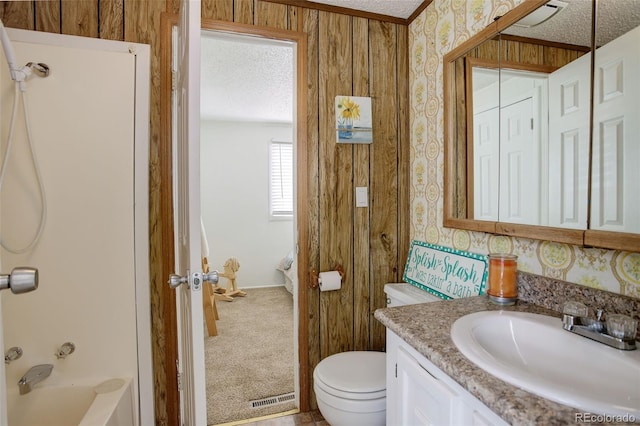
[499,97,538,225]
[547,52,591,229]
[473,106,499,221]
[591,25,640,233]
[171,0,206,424]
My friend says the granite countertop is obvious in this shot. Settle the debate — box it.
[374,296,584,425]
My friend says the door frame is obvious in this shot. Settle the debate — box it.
[160,15,309,424]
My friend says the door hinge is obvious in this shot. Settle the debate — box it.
[176,359,183,392]
[531,118,534,129]
[395,362,397,378]
[171,69,177,92]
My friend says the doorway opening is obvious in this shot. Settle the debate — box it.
[200,29,298,424]
[160,15,309,425]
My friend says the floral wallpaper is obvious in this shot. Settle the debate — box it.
[408,0,640,299]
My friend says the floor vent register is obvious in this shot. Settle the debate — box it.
[249,392,295,409]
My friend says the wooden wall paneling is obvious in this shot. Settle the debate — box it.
[352,16,370,351]
[519,42,544,65]
[264,0,407,25]
[318,11,354,358]
[396,23,410,304]
[369,20,399,352]
[157,12,179,425]
[131,3,174,424]
[166,0,180,15]
[99,0,124,41]
[0,2,34,30]
[35,1,60,34]
[303,8,321,410]
[256,1,288,29]
[203,0,233,21]
[61,0,98,37]
[453,57,467,217]
[476,38,499,61]
[234,0,254,25]
[288,5,302,32]
[502,39,519,63]
[544,46,570,68]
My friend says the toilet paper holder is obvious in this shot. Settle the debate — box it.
[309,265,344,289]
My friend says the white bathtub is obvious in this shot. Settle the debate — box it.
[6,377,134,426]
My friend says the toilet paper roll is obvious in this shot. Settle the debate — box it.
[319,270,342,292]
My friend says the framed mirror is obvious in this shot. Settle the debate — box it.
[444,0,640,251]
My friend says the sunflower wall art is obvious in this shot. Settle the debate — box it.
[335,96,373,143]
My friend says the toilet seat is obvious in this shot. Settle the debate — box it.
[313,351,386,400]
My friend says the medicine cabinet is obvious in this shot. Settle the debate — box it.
[443,0,640,251]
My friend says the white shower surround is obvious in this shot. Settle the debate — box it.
[0,29,151,426]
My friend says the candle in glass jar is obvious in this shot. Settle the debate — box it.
[487,253,518,305]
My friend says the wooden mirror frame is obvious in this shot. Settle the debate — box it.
[443,0,640,252]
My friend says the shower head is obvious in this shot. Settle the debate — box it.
[0,21,50,89]
[0,19,19,81]
[26,62,50,78]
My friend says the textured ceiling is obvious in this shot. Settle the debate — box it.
[503,0,640,48]
[200,32,293,122]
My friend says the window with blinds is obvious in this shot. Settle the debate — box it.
[269,140,293,218]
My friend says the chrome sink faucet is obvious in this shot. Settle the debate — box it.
[562,302,637,350]
[18,364,53,395]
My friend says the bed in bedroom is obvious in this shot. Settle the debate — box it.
[277,250,295,294]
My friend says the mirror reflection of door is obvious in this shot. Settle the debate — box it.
[472,66,548,225]
[499,96,537,225]
[473,106,499,221]
[471,66,500,221]
[547,53,591,229]
[591,24,640,233]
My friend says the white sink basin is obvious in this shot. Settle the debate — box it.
[451,310,640,417]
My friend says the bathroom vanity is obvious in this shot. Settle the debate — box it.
[375,275,640,425]
[386,329,507,425]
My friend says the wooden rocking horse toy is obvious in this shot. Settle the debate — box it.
[215,257,247,299]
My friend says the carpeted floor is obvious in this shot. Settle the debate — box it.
[205,286,296,425]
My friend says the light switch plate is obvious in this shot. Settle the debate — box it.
[356,186,368,207]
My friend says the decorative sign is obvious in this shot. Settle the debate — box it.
[403,240,488,300]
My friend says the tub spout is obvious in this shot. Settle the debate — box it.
[18,364,53,395]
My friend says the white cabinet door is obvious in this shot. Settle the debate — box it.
[387,330,509,426]
[396,345,461,425]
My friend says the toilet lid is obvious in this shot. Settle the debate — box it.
[314,351,386,398]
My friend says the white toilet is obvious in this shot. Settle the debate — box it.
[313,283,441,426]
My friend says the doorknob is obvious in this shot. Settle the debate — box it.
[0,267,38,294]
[168,274,188,289]
[203,270,219,284]
[168,271,219,289]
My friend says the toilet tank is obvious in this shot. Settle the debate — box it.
[384,283,441,307]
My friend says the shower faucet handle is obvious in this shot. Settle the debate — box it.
[0,267,38,294]
[5,346,23,364]
[56,342,76,359]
